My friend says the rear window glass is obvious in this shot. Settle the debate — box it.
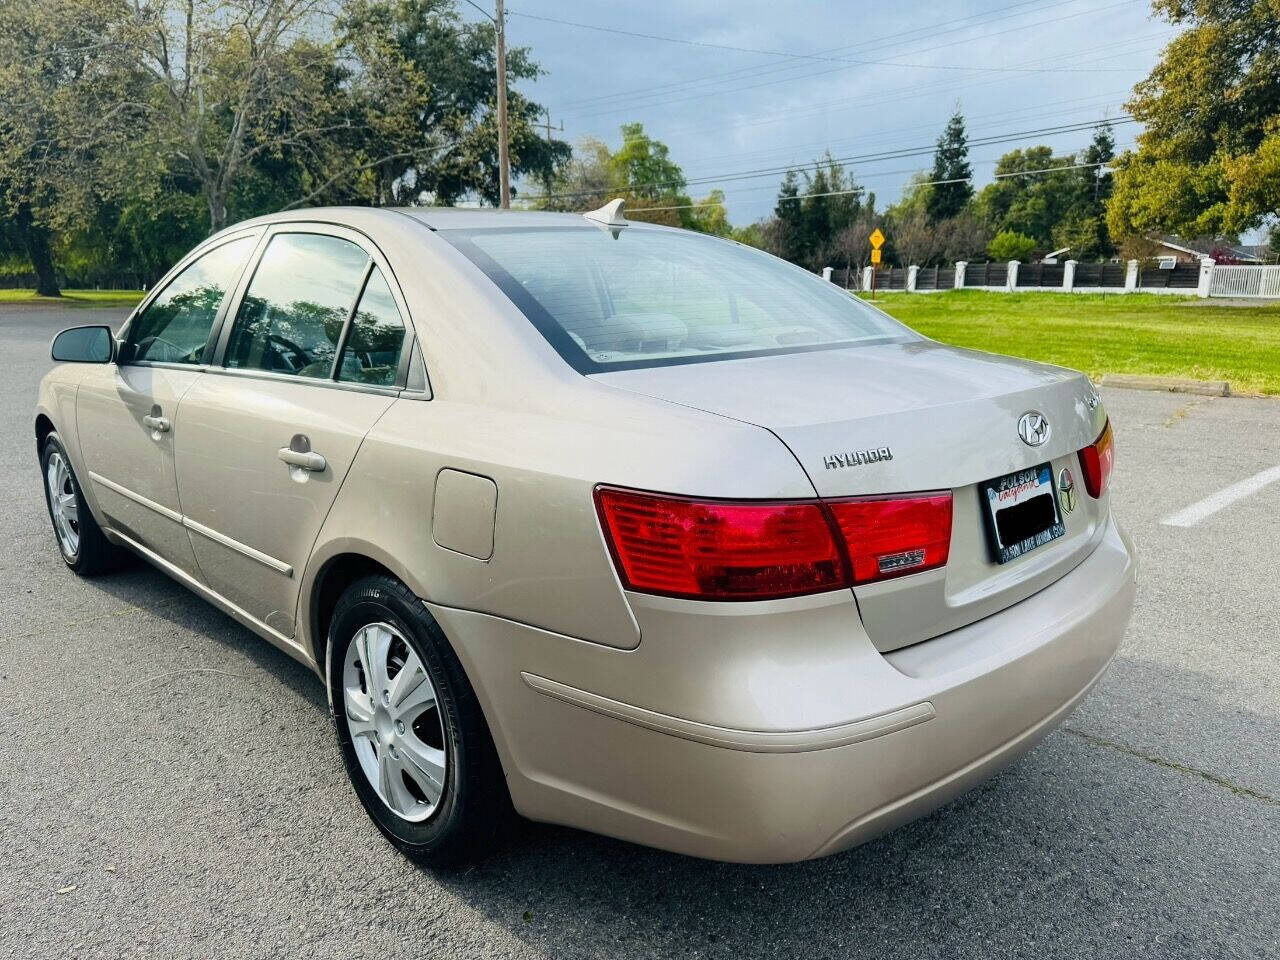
[442,226,914,372]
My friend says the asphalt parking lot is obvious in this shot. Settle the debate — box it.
[2,304,1277,960]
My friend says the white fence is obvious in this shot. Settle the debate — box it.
[834,259,1280,299]
[1207,265,1280,299]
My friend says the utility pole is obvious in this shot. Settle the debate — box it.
[539,109,563,142]
[537,109,563,199]
[494,0,510,209]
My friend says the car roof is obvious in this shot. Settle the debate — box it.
[225,204,665,234]
[393,207,599,230]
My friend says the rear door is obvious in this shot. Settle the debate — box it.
[172,225,412,638]
[76,232,258,572]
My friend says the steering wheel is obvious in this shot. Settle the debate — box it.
[136,335,196,363]
[265,333,312,372]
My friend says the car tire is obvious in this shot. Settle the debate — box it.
[328,574,510,866]
[40,432,128,576]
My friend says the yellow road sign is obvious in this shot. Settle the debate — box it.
[869,228,885,249]
[871,248,883,265]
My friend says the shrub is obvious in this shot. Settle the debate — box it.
[987,231,1038,262]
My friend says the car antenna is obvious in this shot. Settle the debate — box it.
[582,198,627,237]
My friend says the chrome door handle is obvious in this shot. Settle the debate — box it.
[142,414,171,433]
[277,447,327,472]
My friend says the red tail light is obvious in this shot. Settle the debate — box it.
[594,487,846,600]
[1078,420,1114,498]
[826,494,953,583]
[595,486,954,601]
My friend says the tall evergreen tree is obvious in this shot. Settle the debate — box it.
[1054,121,1117,260]
[767,158,863,269]
[768,170,804,264]
[926,108,973,222]
[1081,121,1116,207]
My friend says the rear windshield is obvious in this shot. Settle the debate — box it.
[441,226,915,372]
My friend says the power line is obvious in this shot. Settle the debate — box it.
[689,143,1134,207]
[558,0,1144,122]
[614,160,1116,214]
[521,117,1135,202]
[508,7,1143,77]
[683,117,1135,189]
[602,30,1166,147]
[553,0,1078,112]
[676,91,1128,176]
[458,0,495,22]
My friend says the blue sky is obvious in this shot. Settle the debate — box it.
[483,0,1172,225]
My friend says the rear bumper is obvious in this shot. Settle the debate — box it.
[431,515,1137,863]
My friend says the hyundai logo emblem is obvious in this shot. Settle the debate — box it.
[1018,411,1050,447]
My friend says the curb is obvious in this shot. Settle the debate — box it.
[1100,374,1230,397]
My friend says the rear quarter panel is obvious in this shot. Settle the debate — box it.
[303,380,817,654]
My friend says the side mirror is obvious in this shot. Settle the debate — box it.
[51,325,115,364]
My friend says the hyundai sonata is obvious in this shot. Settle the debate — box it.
[35,201,1136,864]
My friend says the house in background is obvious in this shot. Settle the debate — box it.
[1153,235,1268,265]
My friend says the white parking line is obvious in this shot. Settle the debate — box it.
[1161,465,1280,527]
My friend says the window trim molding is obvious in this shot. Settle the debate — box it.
[329,259,376,380]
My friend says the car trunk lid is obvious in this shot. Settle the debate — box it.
[592,340,1111,652]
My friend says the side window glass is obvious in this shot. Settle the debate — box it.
[225,233,368,379]
[126,236,253,364]
[337,267,406,387]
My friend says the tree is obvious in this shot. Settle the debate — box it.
[934,212,994,263]
[730,221,766,249]
[536,136,617,212]
[828,206,883,273]
[339,0,568,208]
[1107,0,1280,239]
[766,169,805,261]
[612,123,684,202]
[926,108,973,222]
[888,172,932,223]
[0,0,569,290]
[689,189,731,237]
[892,209,945,267]
[1053,122,1116,260]
[608,122,694,226]
[536,129,736,236]
[764,155,863,269]
[101,0,354,233]
[114,0,565,227]
[0,0,144,294]
[972,124,1117,260]
[975,147,1078,246]
[988,230,1038,262]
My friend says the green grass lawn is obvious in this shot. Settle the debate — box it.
[864,290,1280,396]
[0,288,145,307]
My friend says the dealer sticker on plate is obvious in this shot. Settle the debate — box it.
[981,463,1066,564]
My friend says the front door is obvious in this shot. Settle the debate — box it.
[77,233,258,572]
[173,228,410,637]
